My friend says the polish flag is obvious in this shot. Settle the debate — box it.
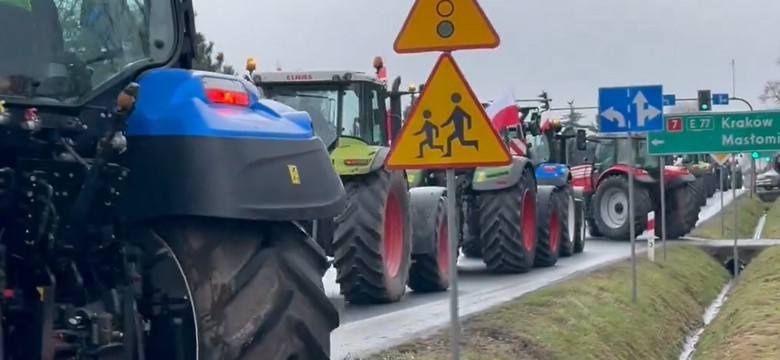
[485,90,520,131]
[486,89,526,156]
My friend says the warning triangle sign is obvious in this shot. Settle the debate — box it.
[393,0,500,54]
[385,53,511,170]
[711,153,730,165]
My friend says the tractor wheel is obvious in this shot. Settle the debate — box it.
[592,175,650,240]
[333,168,412,304]
[585,195,602,238]
[657,182,702,239]
[479,167,537,273]
[690,178,708,206]
[735,169,744,188]
[408,196,450,292]
[535,187,566,267]
[706,174,717,197]
[557,186,576,258]
[573,200,586,253]
[461,215,482,258]
[134,218,339,360]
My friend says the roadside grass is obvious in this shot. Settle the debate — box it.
[688,194,766,239]
[693,246,780,360]
[760,198,780,238]
[362,245,729,360]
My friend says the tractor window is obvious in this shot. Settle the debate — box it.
[342,86,360,137]
[266,87,343,147]
[370,89,383,144]
[595,140,616,165]
[0,0,176,103]
[527,133,550,163]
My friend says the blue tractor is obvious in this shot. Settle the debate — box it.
[0,0,343,358]
[521,105,588,258]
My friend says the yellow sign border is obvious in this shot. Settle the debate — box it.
[393,0,501,54]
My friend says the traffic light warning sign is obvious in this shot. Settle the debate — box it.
[393,0,500,54]
[385,53,511,169]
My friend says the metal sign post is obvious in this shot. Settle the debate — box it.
[445,170,460,358]
[720,165,725,235]
[659,156,667,262]
[628,136,637,303]
[732,154,740,280]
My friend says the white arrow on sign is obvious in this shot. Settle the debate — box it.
[651,139,664,146]
[601,107,626,127]
[634,91,662,128]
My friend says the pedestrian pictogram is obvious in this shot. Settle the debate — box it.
[385,53,511,169]
[393,0,500,54]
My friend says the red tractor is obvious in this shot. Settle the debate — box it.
[571,134,701,240]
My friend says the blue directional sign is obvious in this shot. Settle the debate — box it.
[662,94,676,107]
[598,85,664,134]
[712,93,729,105]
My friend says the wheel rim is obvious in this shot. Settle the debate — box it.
[437,213,449,275]
[567,196,575,243]
[521,190,536,252]
[550,206,560,252]
[383,192,404,277]
[600,187,628,229]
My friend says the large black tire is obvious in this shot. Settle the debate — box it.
[535,187,565,267]
[333,169,412,304]
[705,174,717,197]
[573,199,586,253]
[657,182,701,239]
[479,167,537,273]
[461,221,482,258]
[592,175,650,240]
[584,195,603,237]
[408,196,450,292]
[558,186,576,257]
[690,178,708,206]
[135,218,339,360]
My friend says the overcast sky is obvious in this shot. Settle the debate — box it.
[195,0,780,118]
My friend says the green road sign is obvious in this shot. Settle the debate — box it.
[647,110,780,155]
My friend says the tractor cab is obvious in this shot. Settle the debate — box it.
[256,69,389,151]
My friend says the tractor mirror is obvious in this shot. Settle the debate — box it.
[575,129,587,150]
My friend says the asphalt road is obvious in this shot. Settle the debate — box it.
[327,188,745,359]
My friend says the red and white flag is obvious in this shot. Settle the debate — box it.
[486,89,526,156]
[485,90,520,131]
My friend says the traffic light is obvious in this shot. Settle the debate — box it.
[752,151,759,159]
[698,90,712,111]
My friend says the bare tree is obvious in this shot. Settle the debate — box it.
[761,56,780,105]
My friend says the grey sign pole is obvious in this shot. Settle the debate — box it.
[445,169,460,359]
[720,165,725,235]
[659,156,667,262]
[628,136,637,303]
[731,156,740,280]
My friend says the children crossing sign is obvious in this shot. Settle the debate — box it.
[385,53,510,169]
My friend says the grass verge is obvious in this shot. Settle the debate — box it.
[760,198,780,238]
[363,245,729,360]
[693,246,780,360]
[688,194,766,239]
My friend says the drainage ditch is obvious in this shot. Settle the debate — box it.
[678,244,768,359]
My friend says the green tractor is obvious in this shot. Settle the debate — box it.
[255,60,451,304]
[406,101,570,272]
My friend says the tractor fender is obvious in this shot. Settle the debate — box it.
[331,137,387,176]
[595,165,655,188]
[471,156,535,191]
[536,163,571,187]
[572,186,585,200]
[370,147,391,172]
[121,69,346,223]
[666,171,696,189]
[409,186,447,255]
